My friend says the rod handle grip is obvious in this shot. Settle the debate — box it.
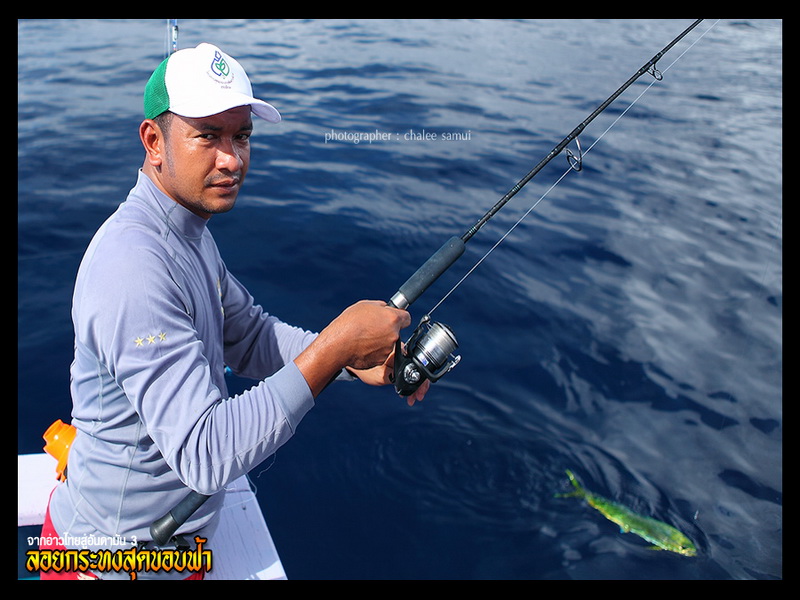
[389,236,465,309]
[149,490,211,547]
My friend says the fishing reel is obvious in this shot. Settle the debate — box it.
[392,315,461,396]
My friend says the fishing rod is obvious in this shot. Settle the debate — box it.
[150,18,706,548]
[388,18,705,396]
[167,19,179,56]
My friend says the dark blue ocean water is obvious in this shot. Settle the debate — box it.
[18,19,782,579]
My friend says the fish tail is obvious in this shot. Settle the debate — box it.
[566,469,585,493]
[555,469,587,499]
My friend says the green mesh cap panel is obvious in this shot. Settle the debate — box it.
[143,57,171,119]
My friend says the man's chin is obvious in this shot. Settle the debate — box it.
[199,193,238,217]
[208,200,237,214]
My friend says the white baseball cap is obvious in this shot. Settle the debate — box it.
[144,43,281,123]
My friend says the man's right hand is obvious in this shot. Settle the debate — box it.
[293,300,411,397]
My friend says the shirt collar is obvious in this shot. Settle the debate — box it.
[135,170,209,240]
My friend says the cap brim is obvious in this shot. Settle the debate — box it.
[170,92,281,123]
[250,99,282,123]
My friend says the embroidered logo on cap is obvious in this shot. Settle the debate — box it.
[211,51,231,78]
[207,50,235,89]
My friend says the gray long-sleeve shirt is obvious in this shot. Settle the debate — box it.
[48,171,318,576]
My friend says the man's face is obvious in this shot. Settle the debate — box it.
[157,106,253,219]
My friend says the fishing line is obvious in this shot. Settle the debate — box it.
[427,19,720,318]
[387,19,721,398]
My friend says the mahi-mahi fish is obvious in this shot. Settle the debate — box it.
[556,469,697,556]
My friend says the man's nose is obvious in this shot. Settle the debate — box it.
[216,139,244,172]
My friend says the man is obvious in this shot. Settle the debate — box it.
[41,42,427,580]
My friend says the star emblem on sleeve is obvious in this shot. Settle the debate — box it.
[133,332,168,348]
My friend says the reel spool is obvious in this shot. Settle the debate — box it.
[392,315,461,396]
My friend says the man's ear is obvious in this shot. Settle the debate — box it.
[139,119,164,167]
